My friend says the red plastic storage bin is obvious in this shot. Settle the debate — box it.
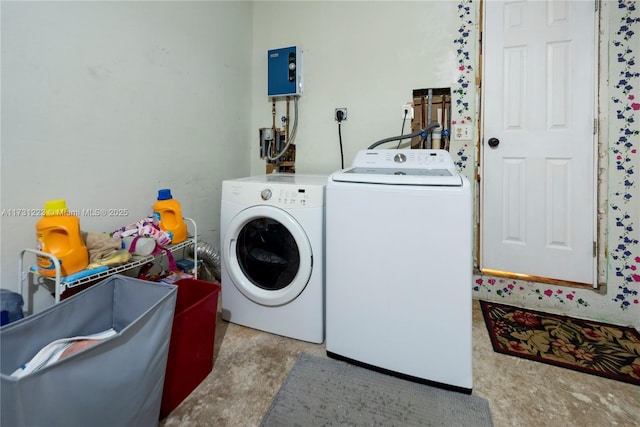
[160,278,221,419]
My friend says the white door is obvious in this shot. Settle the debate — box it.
[481,0,597,285]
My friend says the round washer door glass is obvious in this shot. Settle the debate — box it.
[223,205,312,306]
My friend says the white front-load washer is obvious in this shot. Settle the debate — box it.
[325,149,473,393]
[220,174,326,344]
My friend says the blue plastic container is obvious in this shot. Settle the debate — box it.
[0,290,24,326]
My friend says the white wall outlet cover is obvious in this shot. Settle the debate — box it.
[453,124,472,141]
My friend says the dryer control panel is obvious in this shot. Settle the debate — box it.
[259,185,318,208]
[222,175,326,209]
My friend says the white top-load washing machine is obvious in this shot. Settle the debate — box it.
[325,149,473,393]
[221,174,326,344]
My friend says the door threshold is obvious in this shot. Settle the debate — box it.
[479,268,594,290]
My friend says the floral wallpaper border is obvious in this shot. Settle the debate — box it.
[460,0,640,324]
[609,0,640,309]
[451,0,473,171]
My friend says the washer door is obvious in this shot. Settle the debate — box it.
[223,205,312,306]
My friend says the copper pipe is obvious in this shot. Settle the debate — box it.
[285,96,290,144]
[271,98,277,157]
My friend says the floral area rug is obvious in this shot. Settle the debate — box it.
[480,301,640,386]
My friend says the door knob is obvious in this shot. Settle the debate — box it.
[487,137,500,148]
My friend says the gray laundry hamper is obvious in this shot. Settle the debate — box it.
[0,274,177,427]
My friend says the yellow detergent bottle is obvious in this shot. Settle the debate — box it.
[36,199,89,277]
[153,189,187,244]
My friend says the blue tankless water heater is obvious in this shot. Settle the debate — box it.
[267,46,303,97]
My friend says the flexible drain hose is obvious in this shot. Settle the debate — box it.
[187,241,221,282]
[367,122,440,150]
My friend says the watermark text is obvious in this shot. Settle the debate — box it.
[2,208,130,217]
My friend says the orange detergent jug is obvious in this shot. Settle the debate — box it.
[153,189,187,244]
[36,200,89,277]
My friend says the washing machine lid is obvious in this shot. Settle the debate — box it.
[331,149,463,186]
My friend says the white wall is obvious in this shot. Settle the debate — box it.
[1,1,253,299]
[250,1,460,175]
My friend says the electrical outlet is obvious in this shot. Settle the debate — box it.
[335,108,347,122]
[401,104,414,120]
[453,124,472,141]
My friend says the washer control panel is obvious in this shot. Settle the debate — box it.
[358,149,454,169]
[331,149,462,187]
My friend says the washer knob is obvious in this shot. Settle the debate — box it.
[260,189,272,201]
[394,153,407,163]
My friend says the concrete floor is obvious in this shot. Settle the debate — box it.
[160,300,640,427]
